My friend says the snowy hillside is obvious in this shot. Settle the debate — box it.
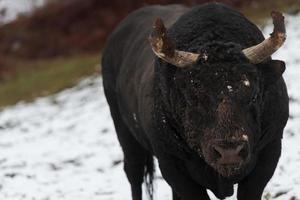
[0,0,45,24]
[0,13,300,200]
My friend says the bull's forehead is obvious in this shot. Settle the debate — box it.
[194,69,256,97]
[218,74,252,94]
[177,62,259,108]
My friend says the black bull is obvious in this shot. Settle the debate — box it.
[102,3,289,200]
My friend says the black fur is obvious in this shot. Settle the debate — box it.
[102,3,289,200]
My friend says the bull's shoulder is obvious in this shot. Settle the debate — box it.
[263,77,289,127]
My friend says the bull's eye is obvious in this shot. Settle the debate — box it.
[251,94,258,103]
[243,79,250,87]
[241,75,250,87]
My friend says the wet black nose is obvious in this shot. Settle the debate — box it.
[212,142,249,165]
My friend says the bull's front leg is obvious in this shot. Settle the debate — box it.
[237,139,282,200]
[157,156,210,200]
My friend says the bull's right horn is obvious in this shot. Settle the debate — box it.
[149,18,201,68]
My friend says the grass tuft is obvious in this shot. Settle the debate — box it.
[0,54,101,108]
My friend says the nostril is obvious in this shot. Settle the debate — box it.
[212,146,222,159]
[238,144,249,159]
[212,143,249,165]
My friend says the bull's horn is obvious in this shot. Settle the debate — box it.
[242,11,286,64]
[149,18,201,68]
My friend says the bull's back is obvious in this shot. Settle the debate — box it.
[102,5,188,149]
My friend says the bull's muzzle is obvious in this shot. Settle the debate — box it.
[211,140,250,166]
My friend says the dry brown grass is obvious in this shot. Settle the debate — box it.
[0,54,100,108]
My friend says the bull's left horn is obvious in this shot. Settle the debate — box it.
[242,11,286,64]
[149,18,201,68]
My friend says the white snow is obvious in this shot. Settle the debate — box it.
[0,0,45,24]
[0,12,300,200]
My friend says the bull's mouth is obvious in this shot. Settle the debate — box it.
[213,163,245,177]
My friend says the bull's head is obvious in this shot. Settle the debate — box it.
[149,12,286,177]
[149,11,285,67]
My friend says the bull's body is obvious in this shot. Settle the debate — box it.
[102,3,289,200]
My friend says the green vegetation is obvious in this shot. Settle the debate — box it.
[0,54,100,108]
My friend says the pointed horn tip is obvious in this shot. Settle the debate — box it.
[270,11,285,32]
[153,17,165,30]
[271,11,286,39]
[271,11,284,20]
[151,18,167,40]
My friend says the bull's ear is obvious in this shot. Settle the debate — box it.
[262,60,286,85]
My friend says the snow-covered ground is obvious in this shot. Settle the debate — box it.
[0,0,45,24]
[0,12,300,200]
